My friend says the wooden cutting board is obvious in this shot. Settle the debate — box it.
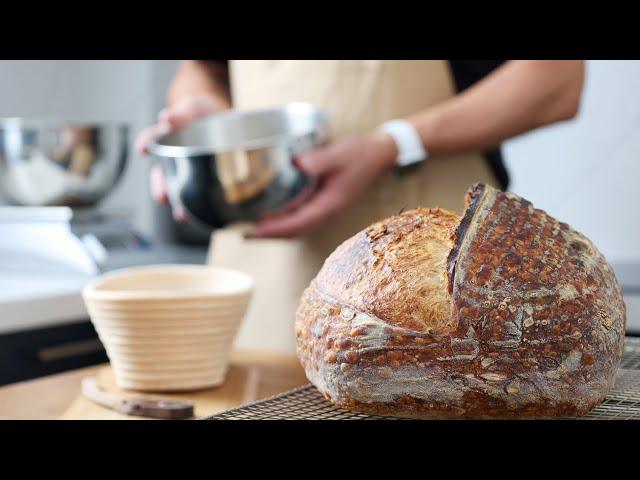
[60,350,307,420]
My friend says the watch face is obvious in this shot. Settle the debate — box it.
[397,153,427,167]
[392,160,424,178]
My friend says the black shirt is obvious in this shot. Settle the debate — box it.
[448,60,509,190]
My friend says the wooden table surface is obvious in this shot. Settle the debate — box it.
[0,350,308,420]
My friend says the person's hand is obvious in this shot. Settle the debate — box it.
[251,131,398,239]
[135,93,227,222]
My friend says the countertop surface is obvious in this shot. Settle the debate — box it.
[0,349,307,419]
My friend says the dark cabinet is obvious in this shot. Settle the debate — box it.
[0,321,108,386]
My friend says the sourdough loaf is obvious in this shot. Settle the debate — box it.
[295,184,626,418]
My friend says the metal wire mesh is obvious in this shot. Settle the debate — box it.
[205,337,640,420]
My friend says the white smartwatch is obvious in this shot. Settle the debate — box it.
[378,119,428,168]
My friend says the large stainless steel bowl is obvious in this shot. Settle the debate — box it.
[148,102,329,229]
[0,119,128,207]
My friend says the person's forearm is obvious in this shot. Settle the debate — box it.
[406,60,585,156]
[166,60,231,109]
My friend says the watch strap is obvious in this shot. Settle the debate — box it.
[379,119,428,167]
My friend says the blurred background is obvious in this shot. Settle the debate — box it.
[0,60,638,385]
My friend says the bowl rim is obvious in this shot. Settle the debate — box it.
[82,264,254,301]
[147,102,329,158]
[0,117,129,131]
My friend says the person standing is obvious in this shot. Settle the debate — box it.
[137,60,584,352]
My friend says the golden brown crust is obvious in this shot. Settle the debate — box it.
[295,184,626,418]
[313,207,461,334]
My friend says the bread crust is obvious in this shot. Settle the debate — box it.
[295,184,626,418]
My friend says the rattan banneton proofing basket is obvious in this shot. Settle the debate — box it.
[83,265,254,392]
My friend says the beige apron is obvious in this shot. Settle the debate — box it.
[209,60,498,353]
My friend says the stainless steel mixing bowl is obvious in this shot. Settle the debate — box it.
[148,102,330,229]
[0,119,128,207]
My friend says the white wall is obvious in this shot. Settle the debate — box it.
[504,60,640,264]
[0,60,155,235]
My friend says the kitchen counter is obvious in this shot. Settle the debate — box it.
[0,350,307,419]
